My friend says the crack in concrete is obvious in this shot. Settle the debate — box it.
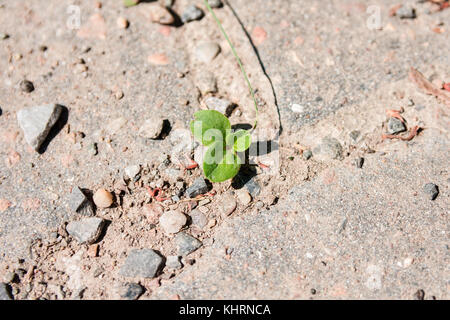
[225,0,282,134]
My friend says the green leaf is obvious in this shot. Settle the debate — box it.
[190,110,231,146]
[203,141,241,182]
[226,129,252,152]
[123,0,139,7]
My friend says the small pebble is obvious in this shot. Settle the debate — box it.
[124,165,140,180]
[175,232,202,256]
[185,177,209,198]
[159,210,187,234]
[317,137,343,160]
[291,103,304,113]
[68,186,95,217]
[0,33,9,40]
[195,42,221,63]
[349,130,360,142]
[396,5,416,19]
[181,5,204,23]
[66,217,105,244]
[93,188,114,208]
[236,189,252,205]
[196,72,217,95]
[303,150,313,160]
[189,209,208,229]
[208,0,223,8]
[423,183,439,200]
[219,193,237,217]
[20,80,35,93]
[166,256,182,270]
[150,5,175,25]
[119,249,164,278]
[355,157,364,169]
[117,17,129,29]
[387,117,406,134]
[118,283,143,300]
[204,96,235,116]
[17,104,62,151]
[139,118,165,139]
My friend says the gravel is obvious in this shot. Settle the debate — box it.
[118,283,144,300]
[17,104,63,151]
[196,72,218,95]
[219,193,237,217]
[175,232,202,256]
[423,183,439,200]
[185,177,209,198]
[159,210,187,234]
[208,0,223,8]
[317,137,344,160]
[68,187,95,217]
[181,5,204,23]
[349,130,360,142]
[236,189,252,205]
[189,209,208,229]
[19,80,34,93]
[245,178,261,197]
[0,283,12,300]
[355,157,364,169]
[166,255,182,270]
[303,150,313,160]
[396,5,416,19]
[139,118,165,139]
[195,42,221,63]
[119,249,164,278]
[387,117,406,134]
[204,97,235,116]
[66,217,105,244]
[124,165,141,180]
[93,188,114,208]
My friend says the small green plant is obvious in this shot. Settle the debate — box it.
[190,1,257,183]
[190,110,251,182]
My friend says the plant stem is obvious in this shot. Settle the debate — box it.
[203,0,258,130]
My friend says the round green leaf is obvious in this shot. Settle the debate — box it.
[203,142,241,182]
[226,129,252,152]
[190,110,231,146]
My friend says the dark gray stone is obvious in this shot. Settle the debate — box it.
[387,117,406,134]
[245,178,261,197]
[119,283,144,300]
[186,177,208,198]
[17,104,62,151]
[68,187,94,217]
[66,217,105,244]
[423,183,439,201]
[119,249,164,278]
[175,232,202,256]
[0,283,12,300]
[181,5,204,23]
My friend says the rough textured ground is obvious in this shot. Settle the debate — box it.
[0,0,448,299]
